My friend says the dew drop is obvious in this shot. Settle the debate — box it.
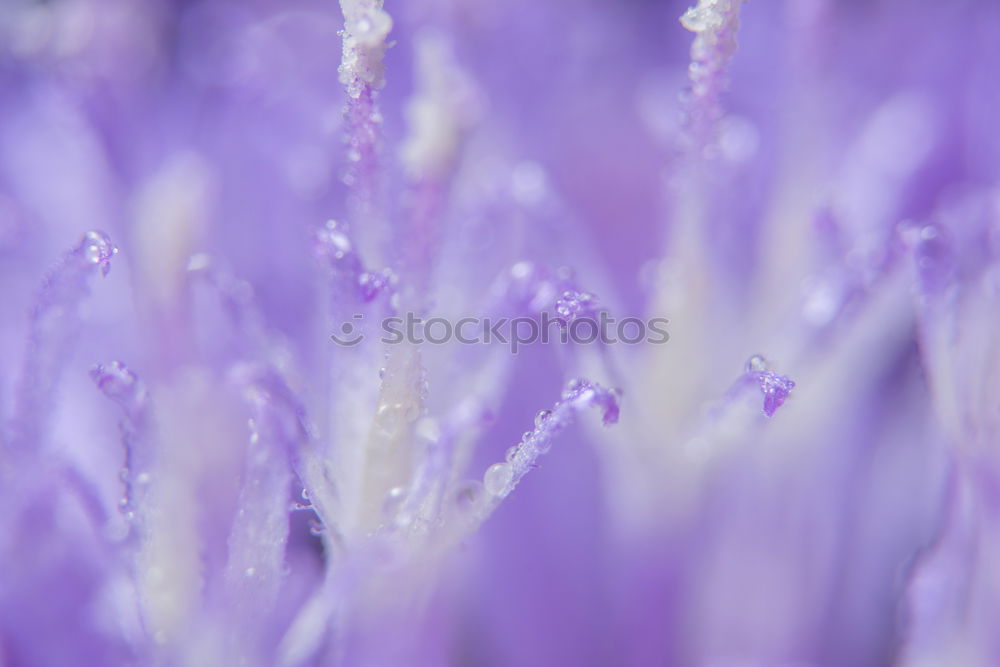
[505,446,519,463]
[562,378,587,400]
[745,354,768,373]
[315,220,352,258]
[680,5,716,33]
[374,404,404,438]
[79,230,117,276]
[534,409,552,427]
[484,462,513,497]
[382,486,406,519]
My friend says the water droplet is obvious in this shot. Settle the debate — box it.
[348,7,391,46]
[562,378,588,400]
[554,290,596,321]
[374,403,405,438]
[680,4,720,33]
[745,355,768,373]
[483,462,513,497]
[79,230,117,276]
[534,409,551,427]
[505,446,520,463]
[301,487,310,501]
[315,220,352,259]
[245,567,256,577]
[382,486,406,519]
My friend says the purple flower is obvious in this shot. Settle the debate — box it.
[0,0,998,665]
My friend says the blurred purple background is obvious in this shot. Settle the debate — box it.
[1,0,999,665]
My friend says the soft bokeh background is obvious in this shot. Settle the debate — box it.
[2,0,1000,665]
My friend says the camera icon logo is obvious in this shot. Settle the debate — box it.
[330,314,365,346]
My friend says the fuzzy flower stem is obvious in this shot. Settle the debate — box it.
[680,0,745,150]
[90,361,151,531]
[6,231,117,459]
[472,379,620,524]
[338,0,392,222]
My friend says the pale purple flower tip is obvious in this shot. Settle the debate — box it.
[755,371,795,418]
[743,355,795,417]
[554,290,599,324]
[561,378,621,425]
[481,378,621,501]
[2,0,999,665]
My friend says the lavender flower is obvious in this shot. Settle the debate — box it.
[0,0,998,665]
